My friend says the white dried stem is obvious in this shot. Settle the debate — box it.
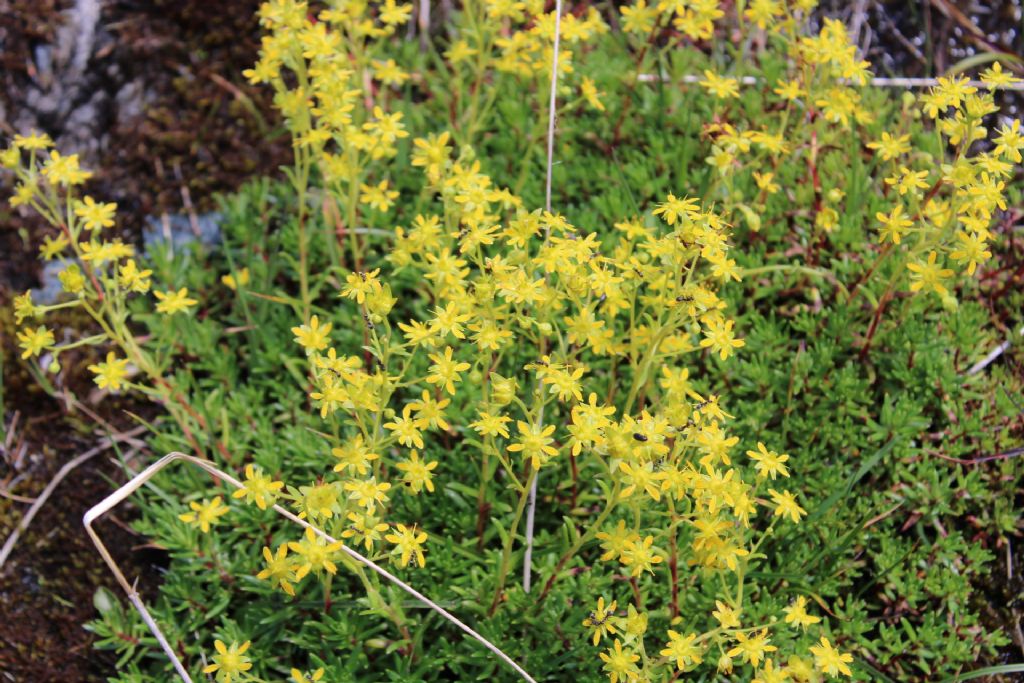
[83,451,537,683]
[966,325,1024,376]
[636,73,1024,91]
[524,0,564,596]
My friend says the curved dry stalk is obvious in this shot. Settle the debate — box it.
[83,451,537,683]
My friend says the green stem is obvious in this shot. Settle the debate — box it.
[488,465,538,615]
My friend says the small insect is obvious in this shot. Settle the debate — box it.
[358,271,367,281]
[363,312,375,330]
[674,417,696,432]
[675,294,694,303]
[585,610,611,627]
[632,432,649,442]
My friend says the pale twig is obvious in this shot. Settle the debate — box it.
[524,0,564,596]
[966,326,1023,376]
[0,424,148,570]
[636,73,1024,91]
[83,452,537,683]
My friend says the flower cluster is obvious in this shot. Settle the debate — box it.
[3,134,198,390]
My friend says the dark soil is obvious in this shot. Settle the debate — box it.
[0,0,287,679]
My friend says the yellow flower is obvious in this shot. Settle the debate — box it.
[332,435,379,475]
[232,464,284,510]
[385,523,428,567]
[700,316,745,360]
[950,231,991,276]
[745,442,790,479]
[202,640,252,683]
[507,420,559,469]
[17,325,55,359]
[291,668,325,682]
[712,599,741,628]
[426,346,470,395]
[876,205,913,245]
[661,629,703,671]
[118,259,152,293]
[726,628,777,668]
[362,106,408,145]
[411,132,452,181]
[87,352,130,391]
[599,639,640,683]
[289,527,344,578]
[342,511,390,551]
[866,132,911,161]
[470,410,513,439]
[373,58,409,86]
[783,595,822,629]
[583,597,618,646]
[291,315,332,351]
[257,545,298,595]
[622,604,647,638]
[809,636,854,677]
[74,196,117,231]
[13,130,54,150]
[768,488,807,523]
[384,406,425,448]
[359,179,399,212]
[41,150,92,185]
[10,181,36,207]
[408,390,450,430]
[430,301,472,339]
[884,166,930,196]
[221,267,250,290]
[40,234,70,260]
[753,171,779,194]
[341,268,382,304]
[906,251,954,296]
[343,477,391,511]
[773,79,804,100]
[981,61,1020,89]
[178,497,229,533]
[79,239,134,264]
[653,193,699,226]
[154,287,198,315]
[621,534,663,576]
[581,76,605,111]
[59,264,86,294]
[13,291,36,325]
[620,0,657,34]
[378,0,412,25]
[699,69,740,99]
[753,658,789,683]
[396,450,438,494]
[596,520,640,562]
